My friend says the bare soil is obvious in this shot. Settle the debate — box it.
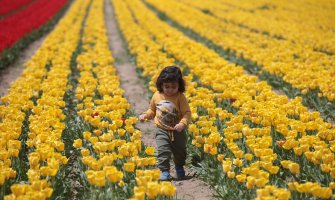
[105,0,214,199]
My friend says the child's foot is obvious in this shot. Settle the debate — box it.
[175,165,185,179]
[159,171,172,181]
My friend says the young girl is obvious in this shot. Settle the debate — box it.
[139,66,191,181]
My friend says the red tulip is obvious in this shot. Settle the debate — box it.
[91,112,99,118]
[229,98,236,103]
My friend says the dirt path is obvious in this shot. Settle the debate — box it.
[105,0,214,199]
[0,36,46,97]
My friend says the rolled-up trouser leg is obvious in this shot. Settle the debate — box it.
[171,130,187,166]
[156,128,172,172]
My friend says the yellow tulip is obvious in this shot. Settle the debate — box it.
[129,116,138,124]
[276,190,291,200]
[315,187,332,199]
[54,141,64,152]
[269,166,279,174]
[255,178,268,187]
[125,125,135,134]
[115,120,123,128]
[227,171,235,179]
[88,137,98,144]
[322,153,334,164]
[27,169,39,182]
[236,174,246,183]
[10,184,26,196]
[256,188,270,198]
[106,171,123,183]
[288,163,300,174]
[117,129,126,137]
[246,181,254,190]
[160,182,176,196]
[146,182,160,199]
[93,130,102,137]
[288,182,298,191]
[73,139,82,148]
[196,136,205,144]
[99,133,113,142]
[245,153,253,161]
[217,154,225,162]
[83,131,91,140]
[118,180,125,187]
[210,146,217,155]
[42,187,53,198]
[321,164,330,173]
[280,160,290,168]
[145,147,155,156]
[40,166,52,176]
[7,140,21,149]
[329,182,335,189]
[246,176,256,189]
[61,156,68,165]
[234,150,244,159]
[109,123,117,131]
[134,191,145,200]
[124,162,135,172]
[200,127,210,135]
[31,180,48,191]
[233,158,243,167]
[293,147,303,156]
[222,164,231,173]
[191,112,199,120]
[81,149,90,157]
[95,172,106,187]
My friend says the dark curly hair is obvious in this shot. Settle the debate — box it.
[156,66,185,93]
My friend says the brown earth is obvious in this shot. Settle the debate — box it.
[105,0,214,199]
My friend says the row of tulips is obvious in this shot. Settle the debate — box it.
[144,0,335,179]
[70,0,176,199]
[0,0,33,16]
[0,0,90,199]
[0,0,70,71]
[144,0,335,120]
[180,0,335,54]
[132,0,335,151]
[0,0,68,53]
[1,0,177,199]
[114,0,335,199]
[113,1,289,199]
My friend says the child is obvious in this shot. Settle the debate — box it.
[139,66,191,181]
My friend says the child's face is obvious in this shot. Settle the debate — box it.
[162,82,179,96]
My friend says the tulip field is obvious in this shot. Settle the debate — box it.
[0,0,335,199]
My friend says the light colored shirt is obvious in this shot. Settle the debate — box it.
[143,91,191,130]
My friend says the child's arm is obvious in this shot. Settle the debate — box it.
[139,93,157,121]
[174,94,191,132]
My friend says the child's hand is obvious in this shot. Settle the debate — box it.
[174,123,186,132]
[139,114,146,122]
